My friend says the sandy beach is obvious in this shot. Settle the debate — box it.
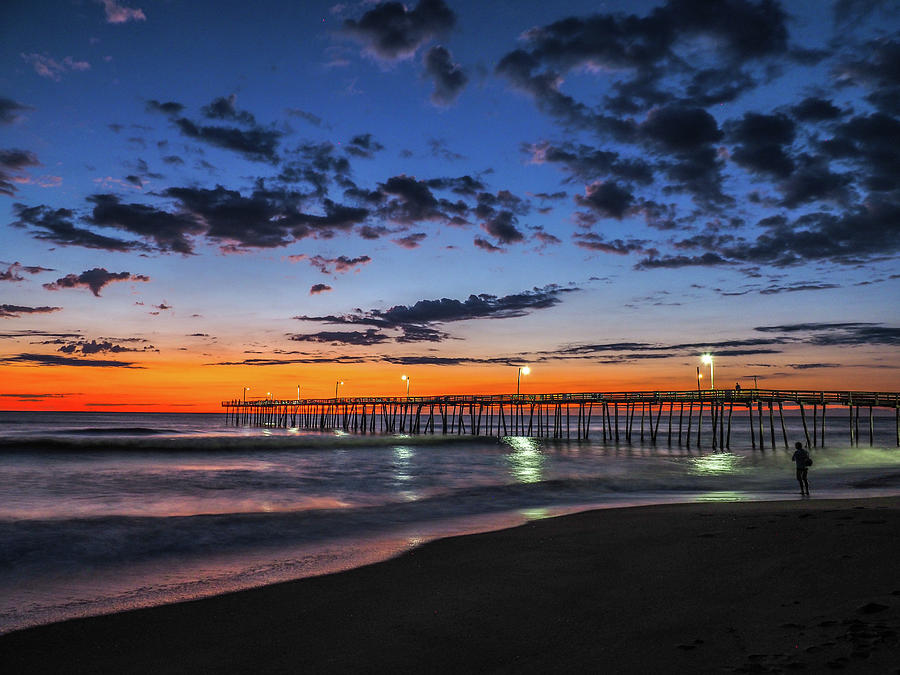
[2,496,898,673]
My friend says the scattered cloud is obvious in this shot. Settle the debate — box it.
[754,322,900,346]
[310,283,332,294]
[0,97,32,125]
[0,262,54,282]
[289,329,390,346]
[0,304,63,318]
[55,339,157,355]
[43,268,150,296]
[0,353,143,368]
[423,45,467,105]
[12,203,147,252]
[0,149,40,196]
[97,0,145,24]
[295,284,578,342]
[21,53,90,81]
[342,0,456,62]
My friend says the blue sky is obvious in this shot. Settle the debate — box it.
[1,0,898,408]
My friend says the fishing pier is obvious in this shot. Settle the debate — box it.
[223,389,900,449]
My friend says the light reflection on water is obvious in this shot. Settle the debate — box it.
[504,436,545,484]
[686,453,745,476]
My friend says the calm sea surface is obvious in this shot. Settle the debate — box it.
[1,409,898,633]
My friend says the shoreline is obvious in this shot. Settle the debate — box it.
[2,495,898,673]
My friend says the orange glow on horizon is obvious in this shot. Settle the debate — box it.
[2,349,897,413]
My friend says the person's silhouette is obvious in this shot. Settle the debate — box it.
[791,441,811,495]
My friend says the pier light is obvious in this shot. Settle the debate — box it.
[701,353,714,390]
[243,386,250,402]
[517,365,531,396]
[335,380,344,399]
[401,374,410,398]
[297,384,301,401]
[266,392,271,400]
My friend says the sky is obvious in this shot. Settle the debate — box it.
[1,0,898,411]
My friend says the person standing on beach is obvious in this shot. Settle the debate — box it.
[791,441,811,495]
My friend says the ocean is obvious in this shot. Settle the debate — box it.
[1,409,898,634]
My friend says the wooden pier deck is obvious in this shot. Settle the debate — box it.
[223,389,900,449]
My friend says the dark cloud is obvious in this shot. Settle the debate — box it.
[834,36,900,114]
[820,112,900,193]
[727,112,796,179]
[301,255,372,274]
[833,0,899,29]
[635,252,732,269]
[0,148,40,196]
[359,225,389,240]
[786,363,841,370]
[342,0,456,62]
[345,133,384,159]
[11,203,146,252]
[310,283,332,294]
[529,226,562,246]
[473,237,503,252]
[0,329,80,339]
[377,175,445,225]
[423,45,467,105]
[776,153,853,208]
[174,117,282,163]
[145,99,185,116]
[528,142,654,185]
[547,337,789,361]
[165,185,368,250]
[0,393,70,401]
[201,95,256,125]
[285,108,324,127]
[574,181,635,220]
[480,210,523,245]
[393,232,427,249]
[0,97,32,124]
[0,262,54,282]
[496,0,790,129]
[574,233,648,255]
[790,97,843,121]
[162,155,185,165]
[56,339,156,355]
[758,283,840,294]
[427,138,465,162]
[639,105,729,206]
[723,198,900,265]
[86,194,203,254]
[0,353,143,368]
[289,329,390,346]
[636,191,900,269]
[295,285,578,342]
[0,304,62,318]
[754,322,900,346]
[43,268,150,297]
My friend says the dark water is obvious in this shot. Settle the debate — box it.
[1,410,898,634]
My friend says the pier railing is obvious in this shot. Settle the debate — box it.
[222,389,900,449]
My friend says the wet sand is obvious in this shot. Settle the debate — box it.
[2,496,899,673]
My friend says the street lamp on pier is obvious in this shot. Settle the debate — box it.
[243,386,250,402]
[335,380,344,399]
[401,374,410,398]
[517,365,531,396]
[701,353,714,390]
